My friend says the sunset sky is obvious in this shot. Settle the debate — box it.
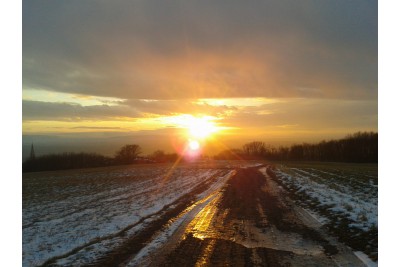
[22,0,377,156]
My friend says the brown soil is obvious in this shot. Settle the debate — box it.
[71,166,366,266]
[157,167,365,266]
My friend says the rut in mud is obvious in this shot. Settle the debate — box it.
[158,167,364,266]
[220,167,338,255]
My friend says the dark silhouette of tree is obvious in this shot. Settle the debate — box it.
[22,132,377,173]
[149,150,179,163]
[150,150,167,163]
[289,144,304,160]
[242,141,267,159]
[281,132,377,162]
[269,146,289,161]
[114,144,142,165]
[213,132,377,163]
[22,152,113,172]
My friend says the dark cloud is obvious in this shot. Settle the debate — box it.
[23,0,377,100]
[22,100,141,121]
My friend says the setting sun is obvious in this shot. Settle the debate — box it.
[188,140,200,151]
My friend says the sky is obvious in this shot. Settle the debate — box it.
[22,0,378,156]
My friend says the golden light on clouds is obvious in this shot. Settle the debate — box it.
[196,98,283,107]
[175,115,218,139]
[22,1,377,157]
[152,114,225,138]
[22,89,122,107]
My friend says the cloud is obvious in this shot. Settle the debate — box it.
[23,0,377,100]
[122,99,236,117]
[219,98,378,132]
[71,126,122,130]
[22,99,235,121]
[22,100,141,121]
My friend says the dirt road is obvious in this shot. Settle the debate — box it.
[88,166,367,266]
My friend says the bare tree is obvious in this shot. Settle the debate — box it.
[242,141,266,158]
[115,144,142,164]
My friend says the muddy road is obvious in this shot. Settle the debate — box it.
[88,166,366,267]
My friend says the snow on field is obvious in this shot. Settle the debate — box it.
[268,164,378,262]
[22,164,233,266]
[274,167,377,231]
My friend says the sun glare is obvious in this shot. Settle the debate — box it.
[156,114,222,139]
[188,140,200,150]
[185,116,218,139]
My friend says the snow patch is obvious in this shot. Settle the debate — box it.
[23,164,233,266]
[354,251,378,267]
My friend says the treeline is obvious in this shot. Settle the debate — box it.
[215,132,378,163]
[22,152,114,172]
[23,131,377,172]
[22,144,179,173]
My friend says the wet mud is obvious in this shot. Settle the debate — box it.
[81,166,366,266]
[160,167,352,266]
